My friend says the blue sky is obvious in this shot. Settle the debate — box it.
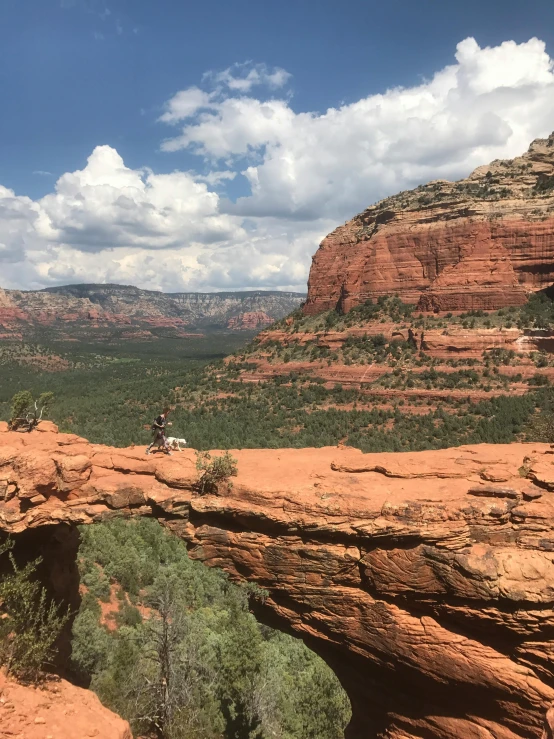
[1,0,554,291]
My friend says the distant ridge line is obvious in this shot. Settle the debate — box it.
[39,284,306,298]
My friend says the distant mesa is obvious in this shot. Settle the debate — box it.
[304,132,554,315]
[0,284,305,340]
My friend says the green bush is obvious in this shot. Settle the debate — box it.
[0,540,70,682]
[196,451,238,494]
[527,373,550,387]
[8,390,54,431]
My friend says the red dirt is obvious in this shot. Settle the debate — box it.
[0,670,132,739]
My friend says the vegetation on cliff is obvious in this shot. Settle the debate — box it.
[0,539,70,682]
[3,291,554,457]
[272,293,554,337]
[2,305,554,452]
[72,518,350,739]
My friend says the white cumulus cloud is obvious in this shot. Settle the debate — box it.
[159,87,216,123]
[37,145,242,250]
[1,40,554,292]
[161,38,554,221]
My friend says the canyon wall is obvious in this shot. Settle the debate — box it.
[3,426,554,737]
[0,285,305,338]
[304,133,554,315]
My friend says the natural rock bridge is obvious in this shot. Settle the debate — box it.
[2,423,554,738]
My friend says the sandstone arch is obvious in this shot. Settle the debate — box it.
[2,424,554,737]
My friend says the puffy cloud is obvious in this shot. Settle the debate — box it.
[195,170,237,186]
[0,186,41,264]
[159,87,215,123]
[0,144,316,292]
[162,37,554,220]
[37,145,242,250]
[159,62,291,129]
[455,37,554,93]
[2,39,554,292]
[160,97,295,157]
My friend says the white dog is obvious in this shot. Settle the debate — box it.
[166,437,187,451]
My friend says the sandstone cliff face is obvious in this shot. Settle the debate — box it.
[3,426,554,737]
[304,133,554,315]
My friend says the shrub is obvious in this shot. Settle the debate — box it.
[0,540,70,682]
[527,373,549,387]
[195,451,238,494]
[9,391,55,432]
[10,390,33,422]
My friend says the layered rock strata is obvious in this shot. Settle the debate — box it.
[256,324,554,359]
[0,284,305,337]
[235,324,554,392]
[226,310,273,330]
[3,425,554,737]
[304,133,554,315]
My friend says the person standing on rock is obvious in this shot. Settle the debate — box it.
[146,407,173,455]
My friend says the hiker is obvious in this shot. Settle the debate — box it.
[146,407,173,455]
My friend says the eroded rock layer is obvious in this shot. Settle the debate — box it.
[304,133,554,315]
[3,425,554,737]
[0,285,305,338]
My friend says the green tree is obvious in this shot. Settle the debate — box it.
[9,390,55,431]
[9,390,33,425]
[71,520,351,739]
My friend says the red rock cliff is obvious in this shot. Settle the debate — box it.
[304,133,554,315]
[4,425,554,737]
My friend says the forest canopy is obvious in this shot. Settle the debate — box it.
[72,519,351,739]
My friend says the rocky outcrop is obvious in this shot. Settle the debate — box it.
[226,311,273,330]
[304,133,554,315]
[257,323,554,358]
[237,323,554,393]
[4,426,554,737]
[0,285,305,338]
[0,670,132,739]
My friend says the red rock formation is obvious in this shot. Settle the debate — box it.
[4,426,554,736]
[0,285,304,339]
[257,323,554,358]
[0,289,31,331]
[304,133,554,315]
[239,323,554,390]
[0,670,132,739]
[226,311,274,330]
